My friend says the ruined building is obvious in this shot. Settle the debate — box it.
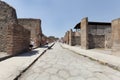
[0,1,30,55]
[0,1,43,56]
[64,17,120,53]
[76,17,112,49]
[47,36,59,43]
[64,29,80,46]
[18,19,42,48]
[64,17,112,49]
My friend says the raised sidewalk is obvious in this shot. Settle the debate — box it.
[61,43,120,71]
[0,43,54,80]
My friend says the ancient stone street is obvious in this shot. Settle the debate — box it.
[18,42,120,80]
[1,1,120,80]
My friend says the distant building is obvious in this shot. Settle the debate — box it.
[75,17,111,49]
[47,36,59,43]
[64,17,112,49]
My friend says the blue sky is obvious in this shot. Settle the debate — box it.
[3,0,120,38]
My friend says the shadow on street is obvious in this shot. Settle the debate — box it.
[40,45,49,48]
[16,50,39,57]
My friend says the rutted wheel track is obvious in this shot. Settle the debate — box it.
[14,43,55,80]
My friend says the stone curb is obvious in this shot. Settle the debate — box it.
[61,43,120,71]
[0,55,15,62]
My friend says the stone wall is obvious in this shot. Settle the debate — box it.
[81,17,89,49]
[68,30,81,46]
[112,19,120,53]
[0,1,18,52]
[7,24,30,55]
[0,1,17,24]
[89,35,105,48]
[74,31,81,45]
[64,31,69,44]
[80,17,112,49]
[105,26,112,49]
[41,34,48,45]
[18,19,42,48]
[0,1,30,55]
[88,24,111,49]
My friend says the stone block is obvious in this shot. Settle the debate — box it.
[112,18,120,53]
[81,17,89,49]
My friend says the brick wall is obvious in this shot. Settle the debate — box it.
[80,17,112,49]
[68,29,81,46]
[0,1,17,53]
[7,24,30,55]
[0,1,30,55]
[74,31,81,45]
[89,35,105,48]
[88,25,111,49]
[18,19,42,48]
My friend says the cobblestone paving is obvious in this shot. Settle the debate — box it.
[18,43,120,80]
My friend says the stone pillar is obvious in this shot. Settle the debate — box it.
[81,17,89,49]
[67,31,69,44]
[65,31,69,44]
[69,29,74,46]
[112,19,120,53]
